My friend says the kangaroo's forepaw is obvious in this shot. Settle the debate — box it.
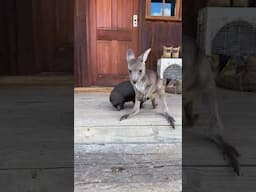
[120,114,129,121]
[212,135,241,176]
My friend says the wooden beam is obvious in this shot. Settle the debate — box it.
[74,87,113,93]
[0,76,73,86]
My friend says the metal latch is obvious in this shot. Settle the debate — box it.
[133,15,138,27]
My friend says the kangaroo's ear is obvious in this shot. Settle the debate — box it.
[126,49,135,63]
[140,48,151,63]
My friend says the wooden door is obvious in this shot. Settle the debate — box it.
[89,0,139,86]
[33,0,74,74]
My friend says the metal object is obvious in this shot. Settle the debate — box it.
[133,14,138,27]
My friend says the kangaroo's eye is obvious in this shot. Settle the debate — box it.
[139,70,142,73]
[128,70,132,74]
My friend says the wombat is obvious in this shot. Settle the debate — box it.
[110,81,135,110]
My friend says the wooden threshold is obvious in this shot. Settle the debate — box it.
[74,87,113,93]
[0,76,73,86]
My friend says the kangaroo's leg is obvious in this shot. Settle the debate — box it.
[120,99,141,121]
[156,80,175,128]
[202,89,240,175]
[151,98,158,109]
[183,101,198,126]
[140,101,144,108]
[158,93,175,129]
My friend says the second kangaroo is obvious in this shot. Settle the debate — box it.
[120,48,175,128]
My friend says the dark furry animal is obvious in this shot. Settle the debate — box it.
[110,81,135,110]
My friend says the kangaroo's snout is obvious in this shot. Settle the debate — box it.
[132,80,137,84]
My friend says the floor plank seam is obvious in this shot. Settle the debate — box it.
[0,167,73,171]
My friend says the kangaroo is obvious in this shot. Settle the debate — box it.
[120,48,175,129]
[183,35,240,175]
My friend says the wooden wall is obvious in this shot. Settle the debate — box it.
[0,0,74,75]
[139,0,182,71]
[74,0,182,86]
[0,0,9,75]
[33,0,74,74]
[182,0,207,39]
[74,0,89,87]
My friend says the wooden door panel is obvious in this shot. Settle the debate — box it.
[111,41,130,75]
[97,41,112,74]
[90,0,139,86]
[112,0,134,29]
[97,41,130,76]
[96,0,112,28]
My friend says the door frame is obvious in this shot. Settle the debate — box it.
[86,0,140,86]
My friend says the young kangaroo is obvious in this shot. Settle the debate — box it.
[120,48,175,129]
[183,35,240,175]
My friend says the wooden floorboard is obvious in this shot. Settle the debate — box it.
[75,92,182,144]
[75,143,181,192]
[0,76,73,86]
[0,87,73,191]
[75,92,182,191]
[75,182,181,192]
[183,167,256,191]
[2,86,255,191]
[183,89,256,166]
[182,88,256,191]
[0,168,73,192]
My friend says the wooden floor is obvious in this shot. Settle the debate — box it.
[183,88,256,191]
[2,86,255,191]
[74,92,182,192]
[0,86,73,191]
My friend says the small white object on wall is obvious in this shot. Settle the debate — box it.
[157,58,182,79]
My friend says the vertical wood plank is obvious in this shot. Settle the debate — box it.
[75,0,90,86]
[0,0,9,74]
[96,0,112,28]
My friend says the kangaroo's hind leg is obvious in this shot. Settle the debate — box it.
[120,99,141,121]
[183,100,198,126]
[159,94,175,128]
[151,98,158,109]
[202,89,240,175]
[156,80,175,128]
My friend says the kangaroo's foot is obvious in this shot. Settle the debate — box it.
[209,135,240,176]
[163,112,175,129]
[183,101,198,127]
[120,114,129,121]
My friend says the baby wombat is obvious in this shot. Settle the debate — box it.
[110,81,135,110]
